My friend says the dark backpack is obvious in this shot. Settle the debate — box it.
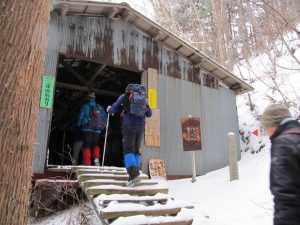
[123,84,147,117]
[86,105,106,129]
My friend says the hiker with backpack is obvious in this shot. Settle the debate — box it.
[261,104,300,225]
[77,92,107,166]
[107,84,152,186]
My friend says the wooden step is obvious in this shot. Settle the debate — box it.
[101,202,194,220]
[111,217,193,225]
[133,220,193,225]
[78,173,149,182]
[76,169,128,176]
[94,193,169,205]
[87,185,169,196]
[47,165,126,173]
[83,179,158,188]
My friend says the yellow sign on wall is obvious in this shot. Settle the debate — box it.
[148,89,157,109]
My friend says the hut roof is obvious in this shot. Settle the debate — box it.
[54,0,253,94]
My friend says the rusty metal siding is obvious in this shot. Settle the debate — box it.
[32,50,59,173]
[49,12,217,88]
[141,75,240,176]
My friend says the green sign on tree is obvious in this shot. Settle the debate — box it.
[40,75,55,108]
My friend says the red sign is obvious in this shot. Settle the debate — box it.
[252,129,259,137]
[181,117,202,151]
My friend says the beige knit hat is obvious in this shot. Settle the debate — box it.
[261,103,291,128]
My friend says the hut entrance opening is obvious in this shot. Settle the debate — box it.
[47,55,141,167]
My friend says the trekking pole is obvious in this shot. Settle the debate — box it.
[101,113,110,169]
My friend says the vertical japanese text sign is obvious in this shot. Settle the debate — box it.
[40,76,55,109]
[181,117,202,151]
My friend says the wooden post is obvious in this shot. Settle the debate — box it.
[227,132,239,181]
[191,150,197,183]
[145,68,160,146]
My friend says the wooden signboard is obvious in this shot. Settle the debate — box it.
[145,109,160,146]
[181,117,202,151]
[148,158,167,180]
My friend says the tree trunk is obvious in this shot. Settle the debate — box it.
[0,1,51,224]
[236,0,251,60]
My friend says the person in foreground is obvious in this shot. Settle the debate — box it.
[261,103,300,225]
[107,84,152,187]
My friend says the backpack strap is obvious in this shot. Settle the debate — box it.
[283,130,300,135]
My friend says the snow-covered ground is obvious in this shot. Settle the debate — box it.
[168,150,273,225]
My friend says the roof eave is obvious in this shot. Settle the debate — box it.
[54,0,254,94]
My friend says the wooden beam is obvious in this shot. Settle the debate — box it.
[60,60,87,84]
[76,169,128,175]
[122,10,133,22]
[108,7,118,18]
[60,4,69,17]
[175,45,183,51]
[209,68,218,73]
[78,174,149,182]
[87,187,169,196]
[82,5,88,13]
[196,58,205,67]
[55,82,120,97]
[160,35,169,42]
[97,195,167,205]
[187,52,195,58]
[101,206,190,220]
[84,180,158,188]
[153,30,162,41]
[84,64,107,87]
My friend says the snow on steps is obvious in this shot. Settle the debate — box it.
[87,184,169,196]
[78,173,149,182]
[76,166,194,225]
[100,200,194,220]
[94,193,169,205]
[83,179,158,188]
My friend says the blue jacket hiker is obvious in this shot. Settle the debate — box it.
[77,92,107,166]
[107,84,152,186]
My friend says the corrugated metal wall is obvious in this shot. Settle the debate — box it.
[33,50,58,173]
[141,74,240,175]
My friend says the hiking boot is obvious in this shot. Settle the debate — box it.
[94,158,100,166]
[125,176,141,187]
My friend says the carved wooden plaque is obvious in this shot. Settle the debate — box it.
[181,117,202,151]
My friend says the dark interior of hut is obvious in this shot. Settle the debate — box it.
[47,54,141,167]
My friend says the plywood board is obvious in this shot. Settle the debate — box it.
[145,109,160,146]
[147,68,158,89]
